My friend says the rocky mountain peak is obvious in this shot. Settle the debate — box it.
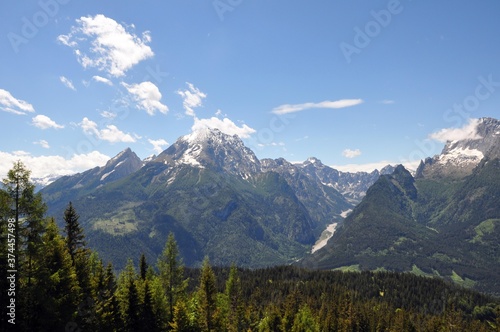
[156,128,261,178]
[417,117,500,179]
[98,148,142,183]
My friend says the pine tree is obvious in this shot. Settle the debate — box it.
[157,232,187,323]
[63,201,85,263]
[197,257,218,332]
[140,280,157,332]
[93,261,122,332]
[139,253,148,281]
[149,275,169,331]
[126,276,142,332]
[35,218,80,331]
[117,259,138,330]
[63,201,93,329]
[224,265,244,332]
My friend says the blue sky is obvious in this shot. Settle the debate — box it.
[1,0,500,180]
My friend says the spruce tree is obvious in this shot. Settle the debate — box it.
[157,232,187,323]
[63,201,93,328]
[197,257,218,332]
[36,218,80,331]
[224,264,244,332]
[139,253,148,281]
[63,201,85,264]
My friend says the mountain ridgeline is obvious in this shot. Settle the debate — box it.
[301,117,500,295]
[41,117,500,295]
[41,128,392,270]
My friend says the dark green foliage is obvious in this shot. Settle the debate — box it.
[63,201,85,263]
[197,257,219,331]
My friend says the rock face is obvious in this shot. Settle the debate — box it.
[416,117,500,179]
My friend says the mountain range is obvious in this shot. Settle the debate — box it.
[41,117,500,295]
[300,117,500,295]
[41,127,393,270]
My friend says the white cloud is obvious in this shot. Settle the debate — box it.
[342,149,362,159]
[32,115,64,129]
[0,150,110,181]
[177,82,207,116]
[93,75,113,86]
[79,117,137,143]
[58,14,154,77]
[34,140,50,149]
[100,111,117,119]
[148,138,169,154]
[271,99,363,115]
[0,89,35,115]
[80,117,99,135]
[59,76,76,91]
[192,117,256,139]
[429,118,482,143]
[122,81,168,115]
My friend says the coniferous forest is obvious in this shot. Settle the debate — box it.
[2,162,500,331]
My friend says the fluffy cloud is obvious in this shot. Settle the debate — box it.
[93,75,113,86]
[58,14,154,77]
[177,82,207,116]
[192,117,256,139]
[0,150,110,181]
[0,89,35,115]
[271,99,363,115]
[32,115,64,129]
[80,117,137,143]
[342,149,362,158]
[122,81,168,115]
[429,118,482,142]
[148,138,169,154]
[34,140,50,149]
[60,76,76,91]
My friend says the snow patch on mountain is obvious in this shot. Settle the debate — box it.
[100,170,115,181]
[438,147,484,165]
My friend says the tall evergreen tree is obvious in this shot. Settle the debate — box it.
[224,264,244,332]
[63,201,85,264]
[125,277,142,332]
[197,257,218,332]
[117,259,138,328]
[139,253,148,281]
[63,201,93,329]
[1,161,47,330]
[35,218,80,331]
[157,232,187,323]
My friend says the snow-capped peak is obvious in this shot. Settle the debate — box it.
[157,127,261,177]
